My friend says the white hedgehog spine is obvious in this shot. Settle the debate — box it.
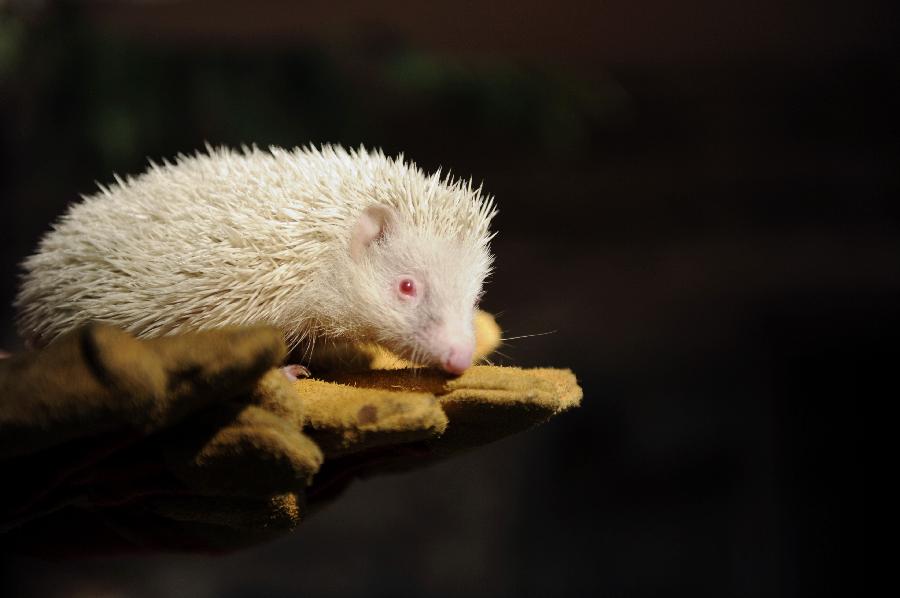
[15,144,497,373]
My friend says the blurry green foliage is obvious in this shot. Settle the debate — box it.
[384,52,629,153]
[0,14,25,77]
[0,4,630,197]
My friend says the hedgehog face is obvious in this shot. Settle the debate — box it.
[349,205,491,374]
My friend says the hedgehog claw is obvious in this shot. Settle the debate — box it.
[282,364,311,380]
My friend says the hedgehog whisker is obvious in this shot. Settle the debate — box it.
[499,330,557,342]
[303,334,317,368]
[410,346,423,378]
[492,349,513,361]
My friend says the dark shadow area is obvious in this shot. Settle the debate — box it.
[1,0,891,595]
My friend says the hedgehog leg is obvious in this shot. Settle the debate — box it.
[282,364,311,380]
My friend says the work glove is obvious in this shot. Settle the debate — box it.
[0,313,580,556]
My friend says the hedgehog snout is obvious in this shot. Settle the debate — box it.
[430,324,475,375]
[442,343,474,375]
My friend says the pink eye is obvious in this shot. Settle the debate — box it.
[399,278,416,297]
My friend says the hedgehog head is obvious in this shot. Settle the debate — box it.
[340,198,495,374]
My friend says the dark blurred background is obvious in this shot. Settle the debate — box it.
[1,0,894,595]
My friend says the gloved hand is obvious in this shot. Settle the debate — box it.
[0,314,580,556]
[0,324,318,554]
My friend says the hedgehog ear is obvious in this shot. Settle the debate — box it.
[350,205,394,262]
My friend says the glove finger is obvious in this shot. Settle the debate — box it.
[0,324,158,457]
[127,492,303,553]
[437,366,582,452]
[293,379,447,458]
[146,492,303,534]
[163,404,322,498]
[250,368,306,430]
[302,366,580,512]
[321,366,582,456]
[473,309,502,362]
[157,368,314,499]
[0,323,286,441]
[141,325,287,423]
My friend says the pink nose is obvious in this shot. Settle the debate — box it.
[443,344,474,375]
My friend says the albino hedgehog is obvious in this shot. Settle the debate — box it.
[15,145,497,375]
